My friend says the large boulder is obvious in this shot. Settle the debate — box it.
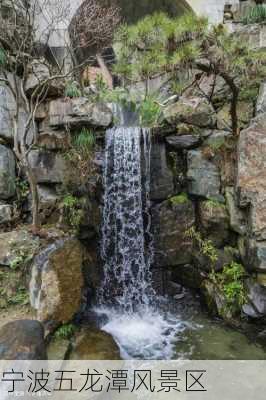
[163,96,216,128]
[198,200,230,247]
[233,23,266,50]
[0,145,16,200]
[187,149,223,201]
[237,113,266,240]
[28,149,68,184]
[152,196,195,267]
[0,320,47,360]
[30,238,84,329]
[150,143,174,201]
[48,98,112,129]
[242,281,266,319]
[166,134,201,149]
[0,229,40,267]
[0,203,13,225]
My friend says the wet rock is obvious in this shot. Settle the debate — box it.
[47,337,70,360]
[237,113,266,240]
[242,281,266,319]
[150,143,174,201]
[48,98,112,129]
[171,264,203,289]
[30,238,84,329]
[28,149,68,184]
[166,135,201,149]
[163,96,216,128]
[202,280,234,321]
[0,320,47,360]
[0,204,13,224]
[225,187,247,235]
[0,229,40,267]
[256,82,266,115]
[199,200,230,247]
[217,101,253,131]
[0,145,16,200]
[152,198,195,267]
[187,149,223,201]
[69,327,120,360]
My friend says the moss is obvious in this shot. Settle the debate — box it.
[170,192,188,205]
[204,199,226,211]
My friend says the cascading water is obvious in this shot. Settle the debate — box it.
[95,107,189,359]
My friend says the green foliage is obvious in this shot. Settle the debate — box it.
[214,262,247,314]
[9,247,34,271]
[170,193,188,205]
[185,227,218,265]
[55,323,76,340]
[62,194,82,232]
[65,81,82,98]
[138,96,161,126]
[204,200,226,213]
[0,48,6,66]
[8,288,29,306]
[242,5,266,24]
[72,128,95,157]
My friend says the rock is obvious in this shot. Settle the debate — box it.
[248,240,266,272]
[171,264,203,289]
[237,113,266,240]
[202,280,234,321]
[36,129,70,150]
[0,204,12,224]
[30,238,84,329]
[193,247,236,273]
[233,23,266,50]
[48,98,112,129]
[187,149,223,201]
[0,229,40,267]
[150,143,174,201]
[199,200,230,247]
[0,320,47,359]
[205,130,233,148]
[242,281,266,319]
[257,82,266,115]
[47,337,70,360]
[163,96,216,128]
[28,149,68,184]
[25,61,50,92]
[69,327,120,360]
[0,145,16,199]
[152,197,195,267]
[166,135,201,149]
[225,187,247,235]
[217,101,253,130]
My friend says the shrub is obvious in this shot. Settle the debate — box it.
[138,96,162,127]
[242,5,266,24]
[72,128,95,157]
[65,81,82,98]
[55,323,76,340]
[62,194,83,232]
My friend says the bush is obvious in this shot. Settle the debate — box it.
[62,194,83,232]
[242,5,266,24]
[72,128,95,157]
[55,323,76,340]
[65,81,82,98]
[138,96,161,127]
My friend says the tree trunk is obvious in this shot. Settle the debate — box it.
[96,53,113,90]
[26,163,40,233]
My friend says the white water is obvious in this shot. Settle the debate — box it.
[97,118,191,359]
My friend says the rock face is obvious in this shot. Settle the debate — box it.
[256,82,266,114]
[217,101,253,130]
[0,320,47,360]
[237,113,266,240]
[150,143,174,201]
[30,238,84,328]
[28,149,68,184]
[25,61,50,93]
[199,200,230,247]
[152,198,195,267]
[242,281,266,319]
[187,150,222,201]
[0,145,16,199]
[225,187,247,235]
[163,97,216,128]
[166,135,201,149]
[48,98,112,129]
[0,204,13,224]
[0,230,39,267]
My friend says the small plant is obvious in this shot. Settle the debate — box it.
[8,288,29,306]
[170,193,188,205]
[72,128,95,157]
[9,247,34,271]
[62,194,83,231]
[185,227,218,266]
[242,5,266,24]
[139,96,161,127]
[65,81,82,98]
[55,323,76,340]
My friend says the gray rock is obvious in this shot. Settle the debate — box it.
[205,130,233,148]
[150,143,174,201]
[36,129,70,150]
[0,204,12,224]
[225,187,247,235]
[0,144,16,199]
[166,135,201,149]
[242,281,266,319]
[187,150,223,201]
[48,98,112,129]
[198,200,230,247]
[152,198,195,267]
[249,240,266,272]
[28,149,68,184]
[163,96,216,128]
[0,320,47,360]
[25,61,50,92]
[233,23,266,50]
[256,82,266,115]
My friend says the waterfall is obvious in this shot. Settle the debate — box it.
[99,125,155,313]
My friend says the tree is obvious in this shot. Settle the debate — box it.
[0,0,120,232]
[69,0,121,89]
[114,12,266,135]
